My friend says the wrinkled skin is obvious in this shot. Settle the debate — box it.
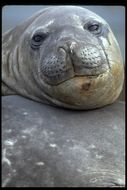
[2,6,124,110]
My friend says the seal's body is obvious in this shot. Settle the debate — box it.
[2,96,125,187]
[2,6,124,110]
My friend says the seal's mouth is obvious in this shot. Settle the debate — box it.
[40,67,109,87]
[53,73,101,86]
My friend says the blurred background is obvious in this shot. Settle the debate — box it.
[2,5,125,101]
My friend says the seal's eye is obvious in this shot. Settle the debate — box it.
[88,24,99,32]
[84,21,102,35]
[33,35,43,42]
[31,32,47,49]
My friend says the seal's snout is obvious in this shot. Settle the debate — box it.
[73,45,102,68]
[40,40,109,85]
[58,40,105,69]
[57,40,108,77]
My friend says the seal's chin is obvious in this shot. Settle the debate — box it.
[55,75,101,94]
[44,70,113,110]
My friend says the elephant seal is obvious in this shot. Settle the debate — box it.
[2,6,124,110]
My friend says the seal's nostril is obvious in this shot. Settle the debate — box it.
[59,47,66,52]
[58,47,67,56]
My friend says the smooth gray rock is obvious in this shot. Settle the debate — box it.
[2,96,125,187]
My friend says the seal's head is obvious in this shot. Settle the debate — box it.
[2,6,124,109]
